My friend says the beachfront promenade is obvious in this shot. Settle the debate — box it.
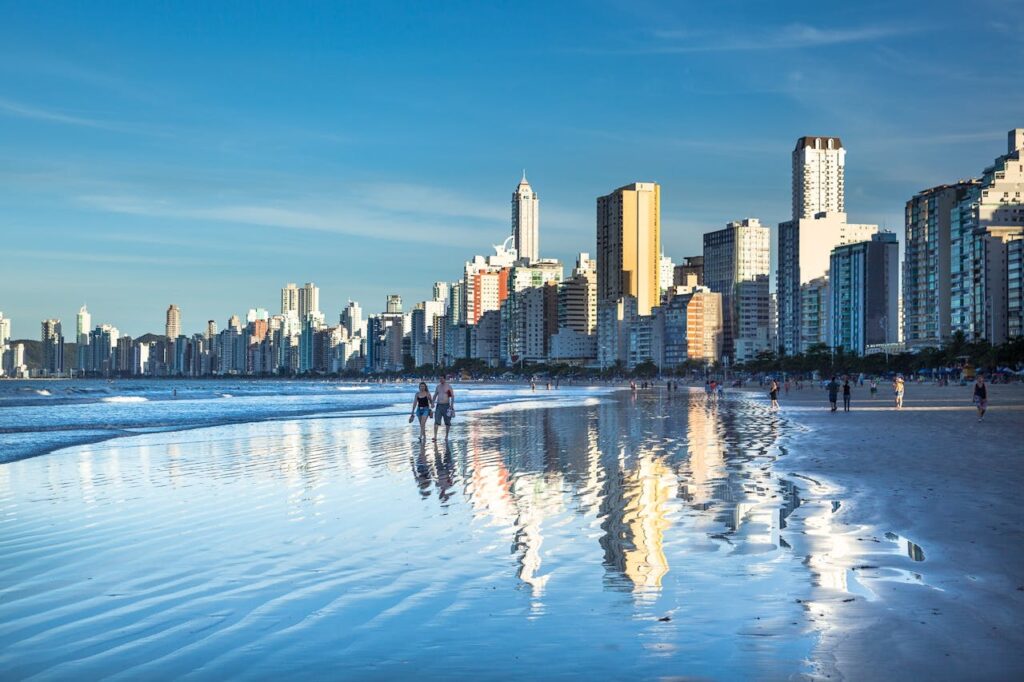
[768,381,1024,679]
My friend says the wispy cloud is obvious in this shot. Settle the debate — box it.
[5,249,213,267]
[576,22,920,55]
[0,96,169,136]
[0,97,115,129]
[75,182,509,247]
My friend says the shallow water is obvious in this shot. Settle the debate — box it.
[0,384,889,679]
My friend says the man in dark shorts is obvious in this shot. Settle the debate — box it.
[827,376,839,412]
[433,375,456,441]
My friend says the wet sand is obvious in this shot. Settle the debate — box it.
[772,381,1024,680]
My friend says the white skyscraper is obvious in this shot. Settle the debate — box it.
[792,136,845,219]
[76,305,91,343]
[341,300,364,339]
[299,282,320,320]
[432,281,449,304]
[281,283,300,316]
[512,171,540,264]
[778,136,876,355]
[659,254,675,296]
[76,305,92,371]
[0,311,10,346]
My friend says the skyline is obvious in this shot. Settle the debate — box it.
[3,1,1024,336]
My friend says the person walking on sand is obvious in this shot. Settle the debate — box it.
[769,379,779,410]
[842,377,852,412]
[432,376,455,441]
[409,382,434,442]
[893,375,905,410]
[827,376,840,412]
[973,374,988,421]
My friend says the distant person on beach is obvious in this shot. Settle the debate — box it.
[827,376,839,412]
[433,376,455,441]
[973,375,988,421]
[842,378,851,412]
[893,376,905,409]
[769,380,779,409]
[409,382,434,442]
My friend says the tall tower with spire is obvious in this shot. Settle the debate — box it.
[512,171,539,264]
[76,305,91,371]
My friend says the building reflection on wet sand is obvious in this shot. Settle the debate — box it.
[24,389,797,601]
[403,391,793,599]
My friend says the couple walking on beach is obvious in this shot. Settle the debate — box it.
[409,376,456,442]
[826,376,852,412]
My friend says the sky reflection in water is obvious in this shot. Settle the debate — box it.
[1,388,837,679]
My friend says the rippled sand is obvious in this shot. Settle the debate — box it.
[1,388,853,679]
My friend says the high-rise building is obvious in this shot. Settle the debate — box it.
[597,182,661,316]
[702,218,771,362]
[903,181,979,349]
[558,253,597,335]
[281,283,300,316]
[432,281,449,304]
[512,171,540,264]
[799,277,830,351]
[87,324,120,376]
[597,296,637,369]
[950,129,1024,343]
[659,254,675,296]
[500,260,563,364]
[793,136,845,220]
[661,286,723,367]
[75,305,92,372]
[462,241,517,326]
[299,282,320,320]
[830,232,900,355]
[386,294,402,314]
[298,311,325,373]
[777,136,877,355]
[673,256,703,288]
[0,311,10,346]
[0,312,10,378]
[41,319,64,375]
[206,320,218,339]
[1008,238,1024,339]
[341,300,364,339]
[165,304,181,339]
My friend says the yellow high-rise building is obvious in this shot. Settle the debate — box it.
[596,182,661,315]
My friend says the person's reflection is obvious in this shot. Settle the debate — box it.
[434,443,456,503]
[412,442,432,498]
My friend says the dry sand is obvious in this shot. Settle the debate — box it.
[771,380,1024,680]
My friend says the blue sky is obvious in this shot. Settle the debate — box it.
[2,0,1022,337]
